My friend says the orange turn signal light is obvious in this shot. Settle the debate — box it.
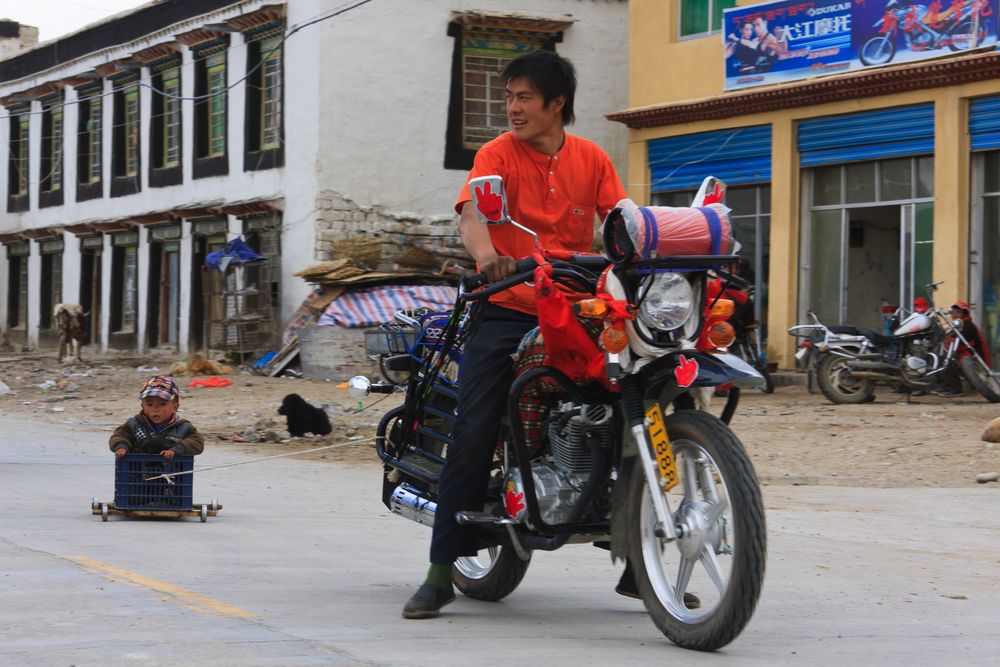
[710,298,735,318]
[599,326,629,353]
[706,321,736,349]
[573,299,609,319]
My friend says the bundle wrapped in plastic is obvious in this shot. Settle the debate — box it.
[601,198,736,263]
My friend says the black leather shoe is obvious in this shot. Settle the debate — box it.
[616,567,700,609]
[402,583,455,619]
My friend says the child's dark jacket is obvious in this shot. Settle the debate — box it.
[109,414,205,455]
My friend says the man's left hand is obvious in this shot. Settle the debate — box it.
[161,449,175,460]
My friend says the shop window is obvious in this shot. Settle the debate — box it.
[39,96,64,208]
[444,22,557,171]
[39,243,63,330]
[193,43,229,179]
[111,79,141,197]
[244,29,284,172]
[76,85,103,202]
[6,243,29,329]
[680,0,735,39]
[7,108,29,212]
[150,62,182,187]
[110,240,138,333]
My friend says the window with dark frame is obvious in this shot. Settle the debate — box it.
[444,20,562,171]
[39,239,64,330]
[150,60,183,187]
[6,243,29,329]
[110,236,138,333]
[244,25,284,172]
[39,95,65,208]
[111,76,141,197]
[7,108,29,212]
[76,83,103,202]
[193,41,229,179]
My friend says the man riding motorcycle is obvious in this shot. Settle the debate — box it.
[402,50,629,619]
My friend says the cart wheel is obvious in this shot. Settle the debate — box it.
[91,497,100,511]
[210,498,219,512]
[200,505,208,523]
[101,503,109,522]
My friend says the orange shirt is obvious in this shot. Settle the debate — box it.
[456,132,626,314]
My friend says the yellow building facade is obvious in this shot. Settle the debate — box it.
[612,0,1000,369]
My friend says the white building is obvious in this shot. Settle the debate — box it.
[0,0,627,357]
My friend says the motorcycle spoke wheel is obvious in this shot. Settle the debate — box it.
[861,36,894,66]
[629,410,765,651]
[817,354,875,404]
[453,545,530,602]
[959,355,1000,403]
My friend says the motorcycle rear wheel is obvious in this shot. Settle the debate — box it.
[453,545,531,601]
[628,410,766,651]
[959,356,1000,403]
[817,354,876,404]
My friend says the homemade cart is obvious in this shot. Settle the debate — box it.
[91,454,221,522]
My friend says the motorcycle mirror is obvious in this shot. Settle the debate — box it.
[468,175,509,225]
[347,375,372,398]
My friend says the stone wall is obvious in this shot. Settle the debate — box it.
[314,190,470,271]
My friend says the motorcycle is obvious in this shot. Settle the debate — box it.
[859,0,989,67]
[350,176,767,650]
[725,287,774,394]
[802,283,1000,403]
[788,312,885,399]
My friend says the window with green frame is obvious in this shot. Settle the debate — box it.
[41,100,63,192]
[259,34,282,150]
[680,0,736,38]
[9,112,29,196]
[162,68,181,168]
[78,93,102,185]
[207,52,227,157]
[125,88,139,176]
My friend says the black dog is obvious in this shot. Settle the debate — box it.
[278,394,332,437]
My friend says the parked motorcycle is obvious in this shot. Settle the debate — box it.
[726,287,774,394]
[795,284,1000,403]
[860,0,989,67]
[350,176,766,650]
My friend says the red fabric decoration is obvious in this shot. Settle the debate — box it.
[533,265,607,384]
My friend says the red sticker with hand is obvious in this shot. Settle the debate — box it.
[475,182,503,221]
[674,354,699,388]
[504,489,525,518]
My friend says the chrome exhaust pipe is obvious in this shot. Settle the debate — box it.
[389,484,436,527]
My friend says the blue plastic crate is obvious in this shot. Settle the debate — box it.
[114,454,194,510]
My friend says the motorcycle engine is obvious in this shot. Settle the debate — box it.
[504,402,612,526]
[902,338,937,381]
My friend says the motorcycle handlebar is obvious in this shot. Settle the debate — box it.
[459,255,610,299]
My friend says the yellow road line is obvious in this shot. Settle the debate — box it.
[69,556,260,620]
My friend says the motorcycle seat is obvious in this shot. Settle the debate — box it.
[833,325,894,348]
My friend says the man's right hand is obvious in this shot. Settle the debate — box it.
[479,255,518,282]
[115,447,127,459]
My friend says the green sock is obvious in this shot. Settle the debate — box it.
[424,563,452,591]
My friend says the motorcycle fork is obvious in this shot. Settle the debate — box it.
[619,375,677,541]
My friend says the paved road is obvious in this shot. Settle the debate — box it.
[2,417,998,666]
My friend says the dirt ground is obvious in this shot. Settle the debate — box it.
[1,351,997,488]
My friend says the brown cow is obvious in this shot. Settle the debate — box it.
[53,303,88,362]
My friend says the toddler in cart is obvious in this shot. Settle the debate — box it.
[109,376,205,459]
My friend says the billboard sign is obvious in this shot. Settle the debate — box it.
[723,0,999,91]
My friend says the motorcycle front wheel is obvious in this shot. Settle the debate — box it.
[958,355,1000,403]
[948,21,982,52]
[628,410,766,651]
[453,545,531,601]
[860,34,895,66]
[817,354,876,404]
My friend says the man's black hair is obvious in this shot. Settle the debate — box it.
[501,50,576,126]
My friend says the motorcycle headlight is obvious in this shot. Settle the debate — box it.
[637,272,694,332]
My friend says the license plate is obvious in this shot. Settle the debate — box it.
[645,403,679,491]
